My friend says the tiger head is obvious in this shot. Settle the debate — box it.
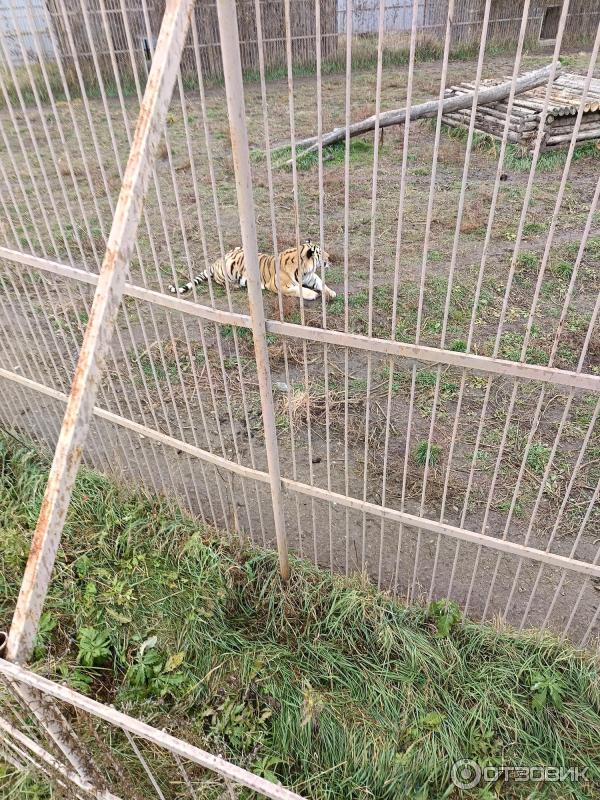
[300,240,330,275]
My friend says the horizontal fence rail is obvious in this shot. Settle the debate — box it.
[2,365,599,582]
[2,245,598,392]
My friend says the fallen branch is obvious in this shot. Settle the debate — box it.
[281,62,560,162]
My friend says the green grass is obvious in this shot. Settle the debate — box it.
[503,140,600,173]
[347,287,370,308]
[516,251,539,270]
[523,221,548,236]
[131,347,204,384]
[273,139,375,172]
[427,250,444,263]
[440,123,600,175]
[1,436,600,799]
[526,442,551,474]
[491,332,549,366]
[413,440,443,467]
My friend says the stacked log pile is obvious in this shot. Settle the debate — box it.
[441,73,600,153]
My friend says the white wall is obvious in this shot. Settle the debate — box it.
[337,0,426,35]
[0,0,55,66]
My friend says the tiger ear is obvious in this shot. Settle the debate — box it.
[304,244,315,260]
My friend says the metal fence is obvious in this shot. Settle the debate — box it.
[0,0,599,795]
[0,654,305,799]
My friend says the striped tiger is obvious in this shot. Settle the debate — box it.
[168,241,336,301]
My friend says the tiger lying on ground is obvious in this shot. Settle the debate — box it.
[168,241,336,301]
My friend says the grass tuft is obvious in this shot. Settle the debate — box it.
[413,440,443,467]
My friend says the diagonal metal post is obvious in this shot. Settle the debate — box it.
[6,0,194,663]
[216,0,290,580]
[3,0,195,784]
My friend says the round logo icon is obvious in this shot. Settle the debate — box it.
[451,759,481,790]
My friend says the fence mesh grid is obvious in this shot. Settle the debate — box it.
[0,0,599,795]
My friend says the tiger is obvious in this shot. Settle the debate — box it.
[168,241,336,301]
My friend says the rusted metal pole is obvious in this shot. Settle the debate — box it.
[216,0,290,581]
[6,0,195,664]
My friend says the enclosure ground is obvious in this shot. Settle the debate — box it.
[1,50,599,637]
[1,436,599,799]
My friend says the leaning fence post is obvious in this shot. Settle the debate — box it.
[4,3,196,782]
[216,0,290,581]
[6,0,194,666]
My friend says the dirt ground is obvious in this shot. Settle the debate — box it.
[1,49,599,642]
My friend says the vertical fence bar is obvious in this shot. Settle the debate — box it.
[216,0,290,581]
[6,0,195,665]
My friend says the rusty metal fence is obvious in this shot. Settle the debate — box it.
[0,0,599,795]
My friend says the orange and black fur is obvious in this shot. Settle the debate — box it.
[168,241,336,301]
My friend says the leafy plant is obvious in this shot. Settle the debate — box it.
[76,627,111,667]
[301,683,324,730]
[57,665,93,695]
[526,443,551,474]
[252,754,288,784]
[126,637,187,699]
[529,670,565,711]
[421,711,444,729]
[427,599,461,637]
[126,636,163,687]
[416,369,437,388]
[552,260,573,280]
[32,612,57,661]
[203,696,272,751]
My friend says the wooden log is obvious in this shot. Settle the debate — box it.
[545,126,600,138]
[547,112,600,125]
[546,125,600,136]
[545,129,600,145]
[440,117,522,143]
[449,89,541,119]
[510,98,550,113]
[546,117,600,135]
[556,76,600,92]
[442,100,526,125]
[442,110,520,127]
[446,92,535,121]
[441,106,540,135]
[279,63,560,160]
[518,120,541,131]
[442,119,519,139]
[451,84,543,114]
[442,109,523,130]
